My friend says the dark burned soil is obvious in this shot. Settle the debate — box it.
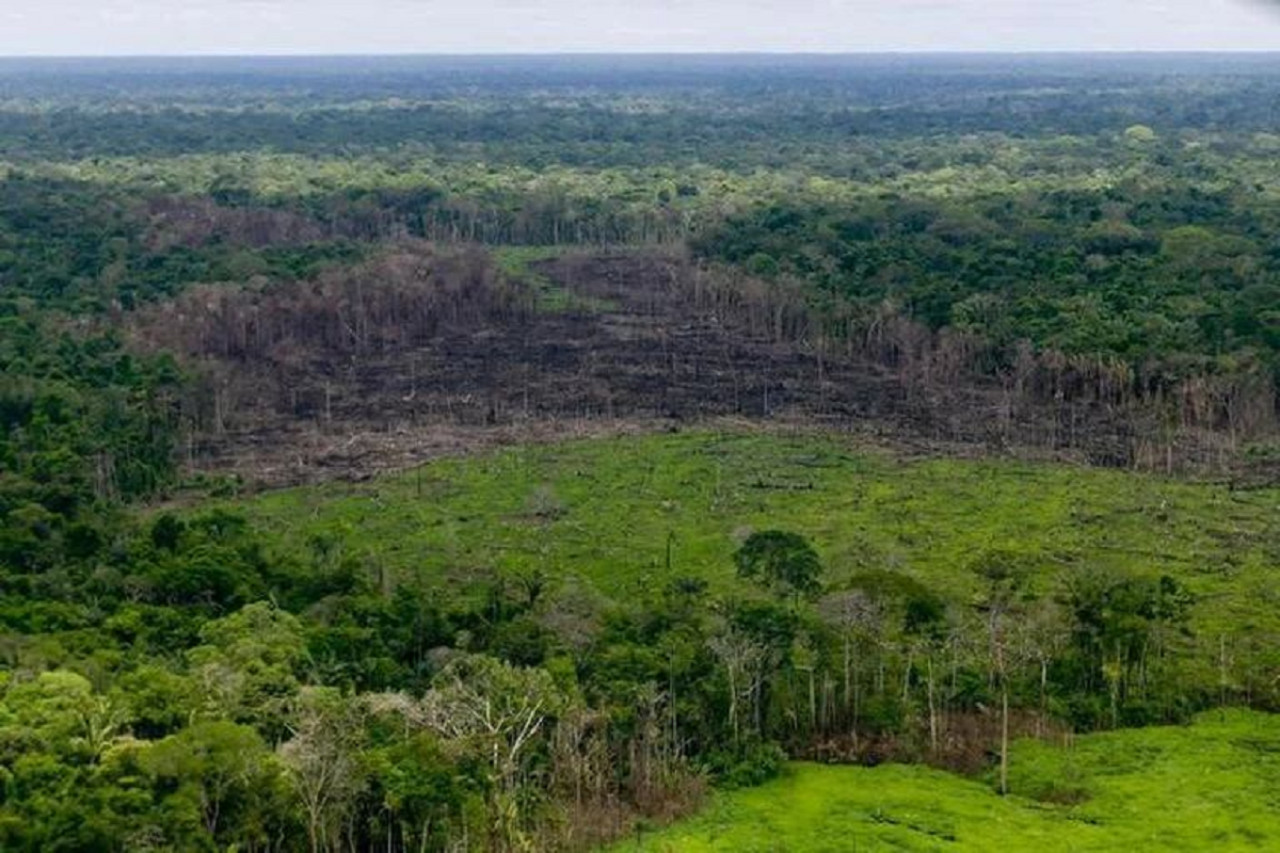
[146,248,1160,488]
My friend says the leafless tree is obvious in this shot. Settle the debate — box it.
[817,589,882,744]
[279,688,368,853]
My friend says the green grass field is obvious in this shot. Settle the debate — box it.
[609,709,1280,852]
[223,429,1280,636]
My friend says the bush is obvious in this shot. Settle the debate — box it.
[706,740,788,789]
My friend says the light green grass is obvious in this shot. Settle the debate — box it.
[611,709,1280,852]
[222,430,1280,636]
[494,244,616,312]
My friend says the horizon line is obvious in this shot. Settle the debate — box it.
[3,48,1280,60]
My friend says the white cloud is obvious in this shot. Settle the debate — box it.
[0,0,1277,55]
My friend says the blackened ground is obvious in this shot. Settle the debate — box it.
[173,251,1199,488]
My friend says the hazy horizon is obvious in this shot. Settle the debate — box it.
[6,49,1280,59]
[2,1,1279,57]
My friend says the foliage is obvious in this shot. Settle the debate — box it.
[733,530,823,603]
[616,710,1280,852]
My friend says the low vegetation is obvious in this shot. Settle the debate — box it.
[229,430,1280,642]
[616,709,1280,851]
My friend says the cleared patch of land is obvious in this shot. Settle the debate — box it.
[222,430,1280,640]
[142,246,1158,488]
[610,710,1280,852]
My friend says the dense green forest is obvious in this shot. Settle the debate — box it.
[4,55,1280,851]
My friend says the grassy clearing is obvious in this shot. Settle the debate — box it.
[492,245,616,312]
[222,430,1280,636]
[610,709,1280,852]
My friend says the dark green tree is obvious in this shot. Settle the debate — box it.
[733,531,823,604]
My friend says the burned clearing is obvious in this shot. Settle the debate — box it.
[130,244,1174,487]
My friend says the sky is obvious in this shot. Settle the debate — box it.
[1,0,1279,56]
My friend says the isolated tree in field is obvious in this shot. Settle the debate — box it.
[734,530,822,604]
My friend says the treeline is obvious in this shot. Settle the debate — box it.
[5,56,1280,162]
[0,173,367,311]
[2,503,1270,851]
[693,179,1280,466]
[0,308,181,507]
[698,181,1280,365]
[189,188,693,249]
[0,170,688,314]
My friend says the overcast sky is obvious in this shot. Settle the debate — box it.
[2,0,1280,56]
